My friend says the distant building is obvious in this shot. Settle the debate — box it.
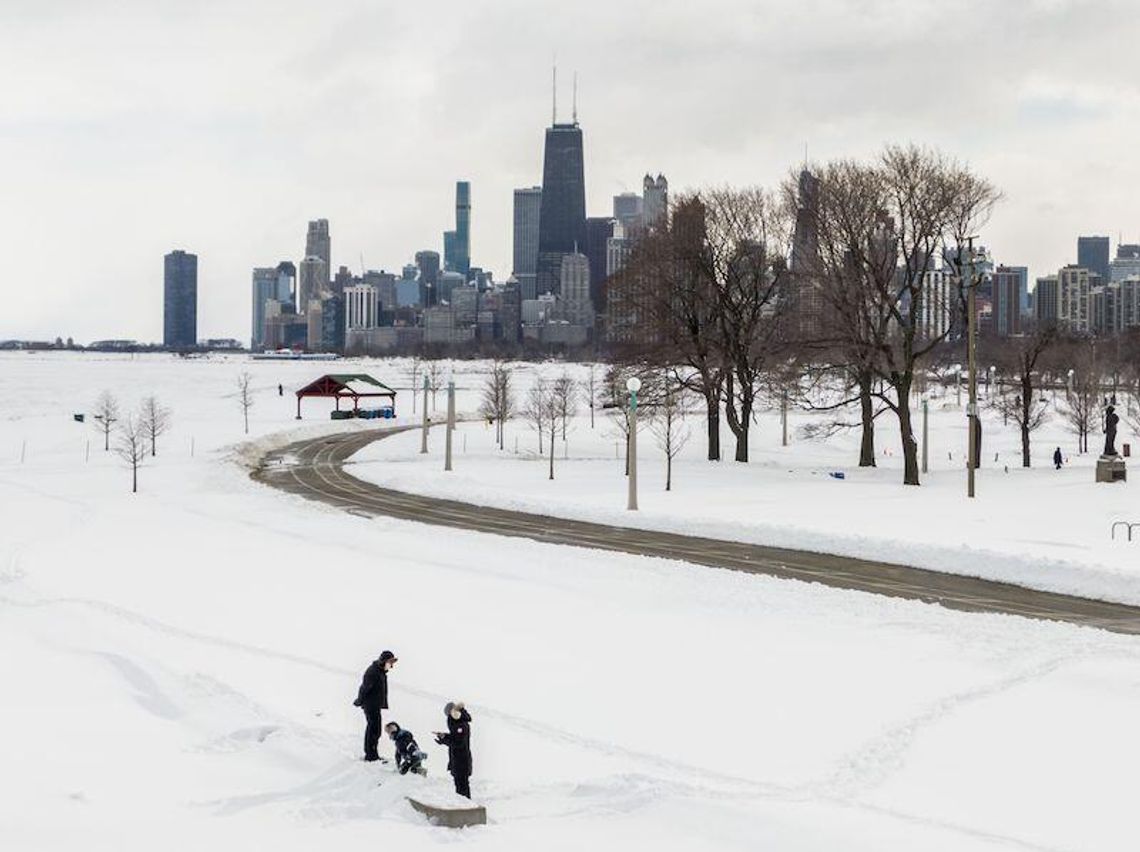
[345,284,380,331]
[1110,244,1140,282]
[1034,275,1059,326]
[332,265,354,299]
[443,182,471,275]
[306,300,323,351]
[613,192,643,231]
[163,250,198,349]
[251,267,279,350]
[1058,265,1091,333]
[305,220,331,286]
[1077,236,1110,284]
[451,286,479,325]
[512,186,542,299]
[991,265,1024,337]
[415,250,441,306]
[275,261,296,311]
[916,267,954,340]
[298,256,328,315]
[320,295,346,352]
[789,168,823,339]
[642,174,668,228]
[559,251,593,329]
[583,217,615,313]
[536,117,586,296]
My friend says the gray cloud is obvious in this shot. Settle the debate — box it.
[2,0,1138,339]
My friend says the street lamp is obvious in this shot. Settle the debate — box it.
[626,376,641,511]
[955,364,962,407]
[444,376,455,472]
[987,365,996,398]
[921,394,929,474]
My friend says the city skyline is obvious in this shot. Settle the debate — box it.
[4,0,1140,341]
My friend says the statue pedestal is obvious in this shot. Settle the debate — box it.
[1096,455,1127,483]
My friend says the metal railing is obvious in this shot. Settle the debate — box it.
[1111,521,1140,542]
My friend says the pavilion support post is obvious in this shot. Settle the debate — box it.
[296,395,301,420]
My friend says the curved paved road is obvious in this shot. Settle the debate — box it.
[252,426,1140,636]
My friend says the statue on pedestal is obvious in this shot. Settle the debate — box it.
[1103,403,1119,457]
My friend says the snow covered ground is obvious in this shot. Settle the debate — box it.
[353,362,1140,606]
[2,352,1139,851]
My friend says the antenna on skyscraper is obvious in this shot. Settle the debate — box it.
[572,72,578,124]
[552,61,558,124]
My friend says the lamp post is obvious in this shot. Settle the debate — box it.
[626,376,641,511]
[987,365,995,399]
[444,377,455,471]
[420,374,430,454]
[956,364,963,408]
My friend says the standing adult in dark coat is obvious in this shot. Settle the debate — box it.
[434,701,472,798]
[354,650,397,762]
[1053,447,1063,470]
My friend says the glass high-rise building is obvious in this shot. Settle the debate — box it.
[536,120,586,296]
[443,182,471,276]
[251,267,278,350]
[1077,236,1110,284]
[512,186,542,299]
[163,250,197,349]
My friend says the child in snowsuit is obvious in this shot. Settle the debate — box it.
[385,721,427,776]
[434,701,472,798]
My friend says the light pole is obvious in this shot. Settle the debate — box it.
[956,364,962,408]
[626,376,641,511]
[420,374,430,454]
[781,389,789,447]
[444,377,455,471]
[987,365,995,398]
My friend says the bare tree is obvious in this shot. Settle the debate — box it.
[479,360,514,450]
[523,377,559,479]
[236,372,254,435]
[92,391,119,452]
[552,372,577,440]
[426,360,445,412]
[812,146,1000,485]
[522,376,548,454]
[406,356,423,413]
[115,414,147,493]
[139,395,172,457]
[986,326,1058,467]
[1063,341,1104,454]
[651,373,692,491]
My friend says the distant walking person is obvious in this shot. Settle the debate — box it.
[278,383,284,396]
[1053,447,1063,470]
[434,701,473,798]
[354,650,397,762]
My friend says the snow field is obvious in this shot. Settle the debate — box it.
[1,352,1139,850]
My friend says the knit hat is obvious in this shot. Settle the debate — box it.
[444,702,455,717]
[379,650,397,663]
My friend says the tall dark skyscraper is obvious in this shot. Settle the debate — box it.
[163,250,198,349]
[306,219,331,285]
[789,169,823,338]
[1077,236,1110,283]
[443,182,471,276]
[584,216,615,311]
[416,249,441,306]
[536,115,586,296]
[512,186,542,299]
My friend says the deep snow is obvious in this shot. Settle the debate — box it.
[2,352,1139,851]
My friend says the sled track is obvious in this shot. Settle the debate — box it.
[252,425,1140,636]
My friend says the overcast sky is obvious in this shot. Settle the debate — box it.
[2,0,1138,341]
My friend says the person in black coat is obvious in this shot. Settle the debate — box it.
[353,650,397,762]
[385,721,427,775]
[1053,447,1063,470]
[434,701,472,798]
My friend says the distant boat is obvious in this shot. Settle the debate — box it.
[251,350,340,361]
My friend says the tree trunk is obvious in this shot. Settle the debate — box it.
[723,373,750,463]
[706,405,721,461]
[132,462,138,493]
[858,371,876,467]
[549,425,555,480]
[666,451,672,491]
[1020,375,1032,467]
[896,376,920,485]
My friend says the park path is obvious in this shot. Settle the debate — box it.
[252,426,1140,636]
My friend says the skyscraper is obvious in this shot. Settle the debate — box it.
[1035,275,1059,326]
[163,250,197,349]
[1058,265,1091,333]
[789,168,823,338]
[991,265,1024,337]
[251,267,278,350]
[642,174,668,228]
[560,251,593,328]
[415,250,441,306]
[583,217,615,312]
[443,182,471,276]
[536,115,586,296]
[275,261,296,311]
[306,220,331,285]
[512,186,542,298]
[297,256,327,315]
[1077,236,1110,284]
[613,192,643,230]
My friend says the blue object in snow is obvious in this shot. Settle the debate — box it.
[829,471,846,480]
